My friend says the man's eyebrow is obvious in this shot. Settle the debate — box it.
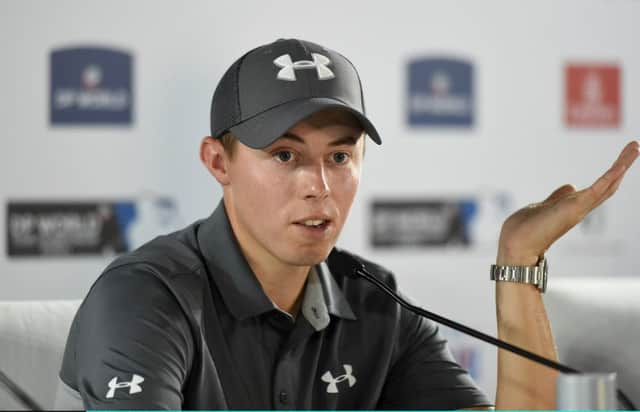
[329,135,361,146]
[280,132,361,146]
[280,133,306,144]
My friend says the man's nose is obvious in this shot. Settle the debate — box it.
[302,163,330,200]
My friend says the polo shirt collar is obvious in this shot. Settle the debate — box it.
[316,261,357,322]
[197,202,273,319]
[197,201,356,324]
[302,265,357,331]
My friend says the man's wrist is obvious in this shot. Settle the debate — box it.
[492,253,548,293]
[496,248,539,267]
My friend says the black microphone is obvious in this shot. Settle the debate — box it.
[327,247,636,410]
[0,369,42,410]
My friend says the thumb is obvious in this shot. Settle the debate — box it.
[543,184,577,204]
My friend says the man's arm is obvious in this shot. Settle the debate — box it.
[59,267,194,409]
[377,308,493,410]
[493,141,639,409]
[495,277,558,409]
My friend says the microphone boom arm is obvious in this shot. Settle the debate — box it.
[346,258,636,410]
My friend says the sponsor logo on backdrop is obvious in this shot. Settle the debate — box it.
[370,194,622,255]
[50,47,133,125]
[565,63,620,128]
[370,200,477,247]
[407,57,474,127]
[6,197,179,257]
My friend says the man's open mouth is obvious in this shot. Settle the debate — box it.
[294,219,330,229]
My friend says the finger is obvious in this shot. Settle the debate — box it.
[584,141,640,204]
[543,184,577,204]
[570,164,627,220]
[515,142,639,252]
[589,164,625,203]
[593,171,625,209]
[611,140,640,171]
[603,141,640,187]
[566,141,639,218]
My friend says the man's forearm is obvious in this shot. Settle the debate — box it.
[495,281,559,410]
[489,141,640,409]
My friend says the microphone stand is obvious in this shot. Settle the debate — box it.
[329,248,637,410]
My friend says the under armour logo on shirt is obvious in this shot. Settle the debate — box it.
[321,364,356,393]
[273,53,335,81]
[105,374,145,399]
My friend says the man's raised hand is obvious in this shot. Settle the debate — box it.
[497,140,640,266]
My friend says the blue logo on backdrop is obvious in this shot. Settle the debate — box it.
[6,197,180,257]
[407,57,474,127]
[370,199,478,247]
[115,196,179,252]
[50,47,133,125]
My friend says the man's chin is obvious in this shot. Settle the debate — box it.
[285,247,333,267]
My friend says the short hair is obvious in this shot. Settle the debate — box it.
[219,132,239,159]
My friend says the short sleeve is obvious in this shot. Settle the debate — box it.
[377,309,493,409]
[59,266,194,410]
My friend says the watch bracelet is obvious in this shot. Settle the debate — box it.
[490,257,548,292]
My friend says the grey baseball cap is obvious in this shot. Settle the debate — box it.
[210,38,382,149]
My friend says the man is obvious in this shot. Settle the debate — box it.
[56,38,639,409]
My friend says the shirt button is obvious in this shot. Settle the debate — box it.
[279,390,288,404]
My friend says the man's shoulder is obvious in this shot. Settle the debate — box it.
[59,227,204,408]
[85,220,211,310]
[106,220,206,279]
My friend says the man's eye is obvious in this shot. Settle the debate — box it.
[332,152,350,164]
[274,151,294,163]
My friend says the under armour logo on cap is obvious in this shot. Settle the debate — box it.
[321,364,356,393]
[105,374,145,399]
[273,53,335,81]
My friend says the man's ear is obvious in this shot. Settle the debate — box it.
[200,136,231,185]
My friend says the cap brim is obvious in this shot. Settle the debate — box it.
[229,97,382,149]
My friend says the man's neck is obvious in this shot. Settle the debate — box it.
[244,253,310,316]
[223,199,312,316]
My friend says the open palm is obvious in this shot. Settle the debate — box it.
[497,141,640,265]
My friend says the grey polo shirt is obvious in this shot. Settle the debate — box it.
[57,201,491,410]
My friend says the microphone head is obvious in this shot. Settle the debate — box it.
[327,247,365,278]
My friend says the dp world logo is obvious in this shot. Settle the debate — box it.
[50,46,133,125]
[407,57,474,127]
[6,196,181,257]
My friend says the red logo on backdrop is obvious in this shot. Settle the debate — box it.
[565,64,621,128]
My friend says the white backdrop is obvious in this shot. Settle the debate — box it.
[1,0,639,398]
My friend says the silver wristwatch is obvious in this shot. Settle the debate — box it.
[490,256,548,293]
